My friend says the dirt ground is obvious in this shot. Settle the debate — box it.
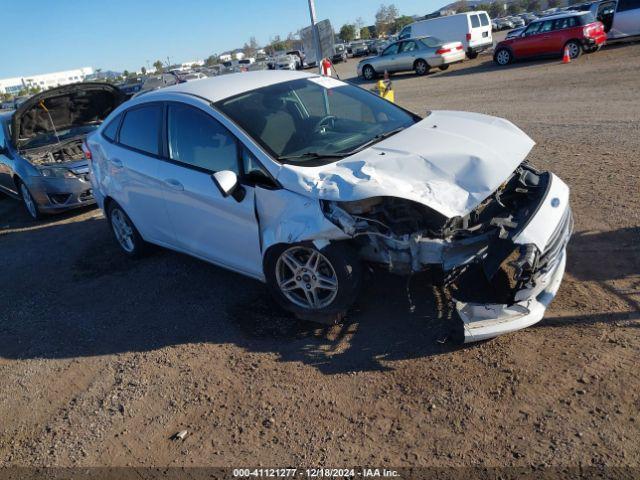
[1,41,639,471]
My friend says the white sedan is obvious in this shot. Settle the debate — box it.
[86,71,572,343]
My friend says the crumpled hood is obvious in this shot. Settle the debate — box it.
[12,83,125,149]
[277,110,535,218]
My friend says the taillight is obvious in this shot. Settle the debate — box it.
[436,48,451,54]
[82,141,92,161]
[466,33,472,41]
[456,45,463,50]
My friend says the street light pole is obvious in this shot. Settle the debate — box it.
[308,0,323,74]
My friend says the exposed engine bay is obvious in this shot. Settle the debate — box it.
[323,162,561,306]
[22,138,86,166]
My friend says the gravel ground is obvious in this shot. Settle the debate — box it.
[0,41,639,470]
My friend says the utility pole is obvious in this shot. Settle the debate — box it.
[308,0,323,73]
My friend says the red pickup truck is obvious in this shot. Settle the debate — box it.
[494,11,607,65]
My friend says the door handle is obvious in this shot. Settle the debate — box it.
[164,178,184,191]
[542,35,551,39]
[110,158,123,169]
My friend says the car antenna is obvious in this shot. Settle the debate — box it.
[38,100,61,145]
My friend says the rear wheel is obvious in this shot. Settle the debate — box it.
[107,202,147,257]
[438,64,450,71]
[565,40,583,59]
[466,50,479,59]
[264,243,362,325]
[494,48,512,65]
[18,180,40,220]
[362,65,376,80]
[414,59,429,76]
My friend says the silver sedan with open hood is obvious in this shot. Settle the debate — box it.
[0,83,124,219]
[87,71,572,343]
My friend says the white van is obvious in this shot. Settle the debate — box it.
[399,12,493,59]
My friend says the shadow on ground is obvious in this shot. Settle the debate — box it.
[0,205,466,374]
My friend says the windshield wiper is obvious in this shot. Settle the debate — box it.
[277,151,352,162]
[342,127,406,155]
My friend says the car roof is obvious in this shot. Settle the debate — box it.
[0,111,13,121]
[536,11,591,20]
[145,70,318,103]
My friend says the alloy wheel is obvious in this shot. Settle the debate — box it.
[415,60,427,74]
[110,208,135,253]
[567,42,581,59]
[275,246,339,310]
[496,50,511,65]
[363,66,374,80]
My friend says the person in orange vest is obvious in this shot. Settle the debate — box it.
[377,70,394,103]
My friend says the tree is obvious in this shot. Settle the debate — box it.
[375,4,400,36]
[507,1,523,14]
[122,70,130,78]
[205,55,219,66]
[153,60,164,73]
[360,26,371,39]
[243,36,259,58]
[141,66,147,75]
[391,15,414,34]
[339,23,356,42]
[488,2,505,17]
[526,0,541,11]
[547,0,561,7]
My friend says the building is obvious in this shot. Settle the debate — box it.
[0,67,94,95]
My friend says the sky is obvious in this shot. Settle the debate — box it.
[0,0,445,78]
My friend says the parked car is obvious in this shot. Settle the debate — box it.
[508,16,527,27]
[569,0,640,39]
[358,36,465,79]
[332,44,348,63]
[351,41,370,57]
[495,18,516,30]
[140,72,184,92]
[86,70,572,343]
[0,83,124,219]
[275,54,298,71]
[494,12,607,65]
[399,11,493,59]
[286,50,306,69]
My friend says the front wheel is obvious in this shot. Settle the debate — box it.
[264,243,362,325]
[18,181,41,220]
[414,59,429,76]
[494,48,513,66]
[362,65,376,80]
[565,40,583,59]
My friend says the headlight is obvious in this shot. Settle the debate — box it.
[38,166,77,179]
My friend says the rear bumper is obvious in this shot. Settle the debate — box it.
[429,49,466,66]
[468,39,493,53]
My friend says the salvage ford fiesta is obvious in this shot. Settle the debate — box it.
[86,71,572,342]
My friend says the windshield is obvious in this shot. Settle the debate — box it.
[215,78,418,165]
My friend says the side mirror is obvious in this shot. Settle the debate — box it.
[211,170,245,201]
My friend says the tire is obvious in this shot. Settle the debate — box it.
[565,40,583,59]
[18,180,41,220]
[438,64,450,71]
[494,48,513,66]
[414,59,429,76]
[107,201,147,257]
[264,242,363,325]
[466,50,479,59]
[362,64,376,80]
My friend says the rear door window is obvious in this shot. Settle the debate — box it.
[399,41,418,53]
[119,105,162,155]
[480,13,490,26]
[102,113,122,141]
[470,14,481,28]
[539,19,556,32]
[554,16,578,29]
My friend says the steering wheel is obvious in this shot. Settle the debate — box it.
[313,115,337,134]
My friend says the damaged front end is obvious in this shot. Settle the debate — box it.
[322,162,573,342]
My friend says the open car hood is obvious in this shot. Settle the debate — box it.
[278,110,536,219]
[12,83,125,149]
